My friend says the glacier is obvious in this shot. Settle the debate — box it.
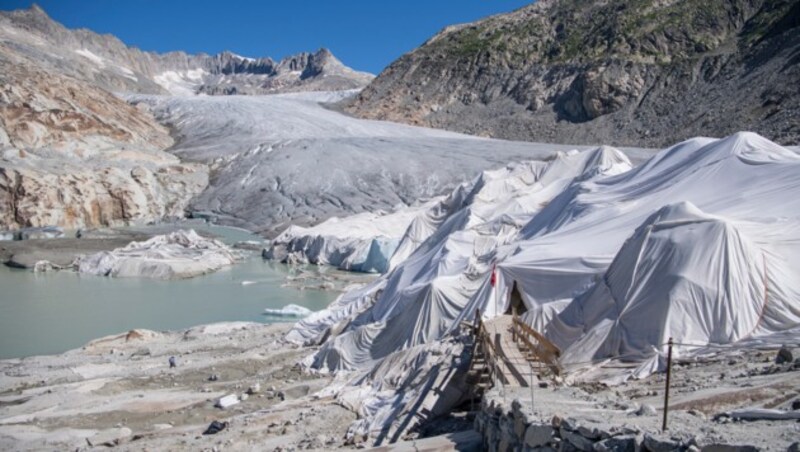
[128,91,648,236]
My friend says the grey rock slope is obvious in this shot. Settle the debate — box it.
[131,91,620,237]
[344,0,800,147]
[0,5,373,96]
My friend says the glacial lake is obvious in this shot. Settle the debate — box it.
[0,224,351,359]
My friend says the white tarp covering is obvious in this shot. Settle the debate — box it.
[299,132,800,375]
[265,203,437,273]
[291,132,800,439]
[547,201,800,372]
[292,145,634,370]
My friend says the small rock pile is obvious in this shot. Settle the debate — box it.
[475,397,766,452]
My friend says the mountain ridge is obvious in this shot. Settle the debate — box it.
[0,4,374,96]
[343,0,800,147]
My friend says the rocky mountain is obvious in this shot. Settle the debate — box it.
[0,48,207,230]
[344,0,800,147]
[0,5,373,96]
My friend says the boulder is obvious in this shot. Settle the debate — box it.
[636,404,658,417]
[700,445,758,452]
[577,419,614,440]
[203,420,228,435]
[562,428,595,451]
[776,346,793,364]
[594,435,639,452]
[643,433,681,452]
[215,394,240,409]
[524,424,554,448]
[87,427,132,447]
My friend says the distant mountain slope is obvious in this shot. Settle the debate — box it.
[0,5,373,96]
[343,0,800,147]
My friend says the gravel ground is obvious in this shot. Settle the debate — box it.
[0,323,357,451]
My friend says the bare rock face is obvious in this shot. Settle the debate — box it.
[344,0,800,147]
[0,54,208,230]
[0,164,207,230]
[0,51,173,150]
[580,64,647,121]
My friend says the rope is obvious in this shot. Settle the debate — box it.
[557,339,800,369]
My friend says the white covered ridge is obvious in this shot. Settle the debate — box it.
[265,203,437,273]
[547,201,798,377]
[77,229,240,279]
[295,132,800,376]
[288,145,633,364]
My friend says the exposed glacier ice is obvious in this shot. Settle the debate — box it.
[263,304,313,318]
[76,229,240,280]
[129,92,642,236]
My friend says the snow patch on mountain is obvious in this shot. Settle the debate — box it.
[153,69,208,96]
[74,48,104,66]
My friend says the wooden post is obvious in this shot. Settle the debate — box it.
[662,337,673,432]
[512,306,517,343]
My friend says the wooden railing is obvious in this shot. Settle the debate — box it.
[469,309,506,388]
[512,313,562,376]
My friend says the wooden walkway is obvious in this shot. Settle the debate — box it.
[486,315,536,387]
[469,314,561,390]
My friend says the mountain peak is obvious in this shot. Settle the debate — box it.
[313,48,334,59]
[0,8,373,96]
[29,3,46,14]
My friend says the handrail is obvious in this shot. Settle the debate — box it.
[470,310,507,388]
[512,314,562,376]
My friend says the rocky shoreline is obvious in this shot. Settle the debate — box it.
[0,323,356,451]
[2,321,797,451]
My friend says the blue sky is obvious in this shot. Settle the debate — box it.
[2,1,533,74]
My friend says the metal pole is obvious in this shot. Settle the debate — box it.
[662,337,673,432]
